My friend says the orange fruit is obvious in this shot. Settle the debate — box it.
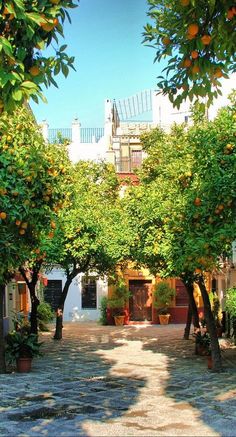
[15,219,21,226]
[51,220,56,229]
[192,65,200,74]
[50,0,60,3]
[3,7,10,14]
[191,50,199,59]
[218,204,224,211]
[29,66,40,76]
[227,9,234,20]
[180,0,190,5]
[183,58,192,68]
[53,18,59,26]
[187,34,196,40]
[41,22,54,32]
[48,231,54,238]
[162,36,171,45]
[35,248,40,254]
[214,68,223,78]
[194,197,201,206]
[201,35,211,45]
[19,229,25,235]
[187,23,199,37]
[21,222,28,229]
[0,212,7,219]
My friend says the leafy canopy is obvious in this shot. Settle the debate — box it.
[143,0,236,107]
[126,94,236,279]
[0,0,78,112]
[0,107,71,282]
[45,160,135,278]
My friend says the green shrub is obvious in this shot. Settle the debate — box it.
[107,279,131,316]
[225,287,236,317]
[225,287,236,344]
[153,281,175,315]
[37,302,54,331]
[99,296,108,325]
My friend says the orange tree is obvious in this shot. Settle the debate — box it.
[17,140,71,335]
[143,0,236,107]
[0,0,78,111]
[44,161,135,340]
[126,95,236,371]
[0,107,70,372]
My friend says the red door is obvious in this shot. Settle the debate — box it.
[129,280,152,321]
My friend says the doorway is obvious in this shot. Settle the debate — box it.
[129,280,152,321]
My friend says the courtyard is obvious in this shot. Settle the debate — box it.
[1,323,236,436]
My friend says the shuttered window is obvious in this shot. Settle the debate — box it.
[82,277,97,309]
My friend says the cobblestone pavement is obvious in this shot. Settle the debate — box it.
[1,322,236,437]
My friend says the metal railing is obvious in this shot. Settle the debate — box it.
[48,128,72,143]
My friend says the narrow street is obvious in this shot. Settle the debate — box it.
[1,323,236,436]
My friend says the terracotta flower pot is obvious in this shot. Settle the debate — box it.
[114,315,125,326]
[16,357,32,373]
[158,314,170,325]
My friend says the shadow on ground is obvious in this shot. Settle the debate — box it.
[141,329,236,437]
[1,325,146,436]
[1,323,236,436]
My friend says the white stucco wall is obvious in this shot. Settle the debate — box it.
[68,137,107,164]
[45,268,108,322]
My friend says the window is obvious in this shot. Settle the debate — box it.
[131,150,142,170]
[81,276,97,309]
[44,280,62,311]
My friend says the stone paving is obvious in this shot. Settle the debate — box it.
[0,322,236,437]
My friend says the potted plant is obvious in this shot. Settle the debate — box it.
[153,281,175,325]
[5,323,43,372]
[194,331,211,356]
[107,279,130,326]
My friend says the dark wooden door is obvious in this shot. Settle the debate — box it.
[129,280,152,321]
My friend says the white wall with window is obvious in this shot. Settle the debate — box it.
[44,268,108,322]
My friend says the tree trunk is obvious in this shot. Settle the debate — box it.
[19,266,41,335]
[0,284,6,374]
[54,279,72,340]
[197,275,222,372]
[183,304,192,340]
[233,316,236,345]
[29,287,40,335]
[182,279,200,340]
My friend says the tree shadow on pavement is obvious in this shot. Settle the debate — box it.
[0,326,146,437]
[141,330,236,437]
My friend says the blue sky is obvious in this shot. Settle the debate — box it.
[31,0,162,129]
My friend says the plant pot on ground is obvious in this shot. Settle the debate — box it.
[194,331,211,356]
[107,278,130,326]
[153,281,175,325]
[5,323,43,372]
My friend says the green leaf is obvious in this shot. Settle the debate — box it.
[12,89,23,101]
[0,37,14,58]
[20,81,38,90]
